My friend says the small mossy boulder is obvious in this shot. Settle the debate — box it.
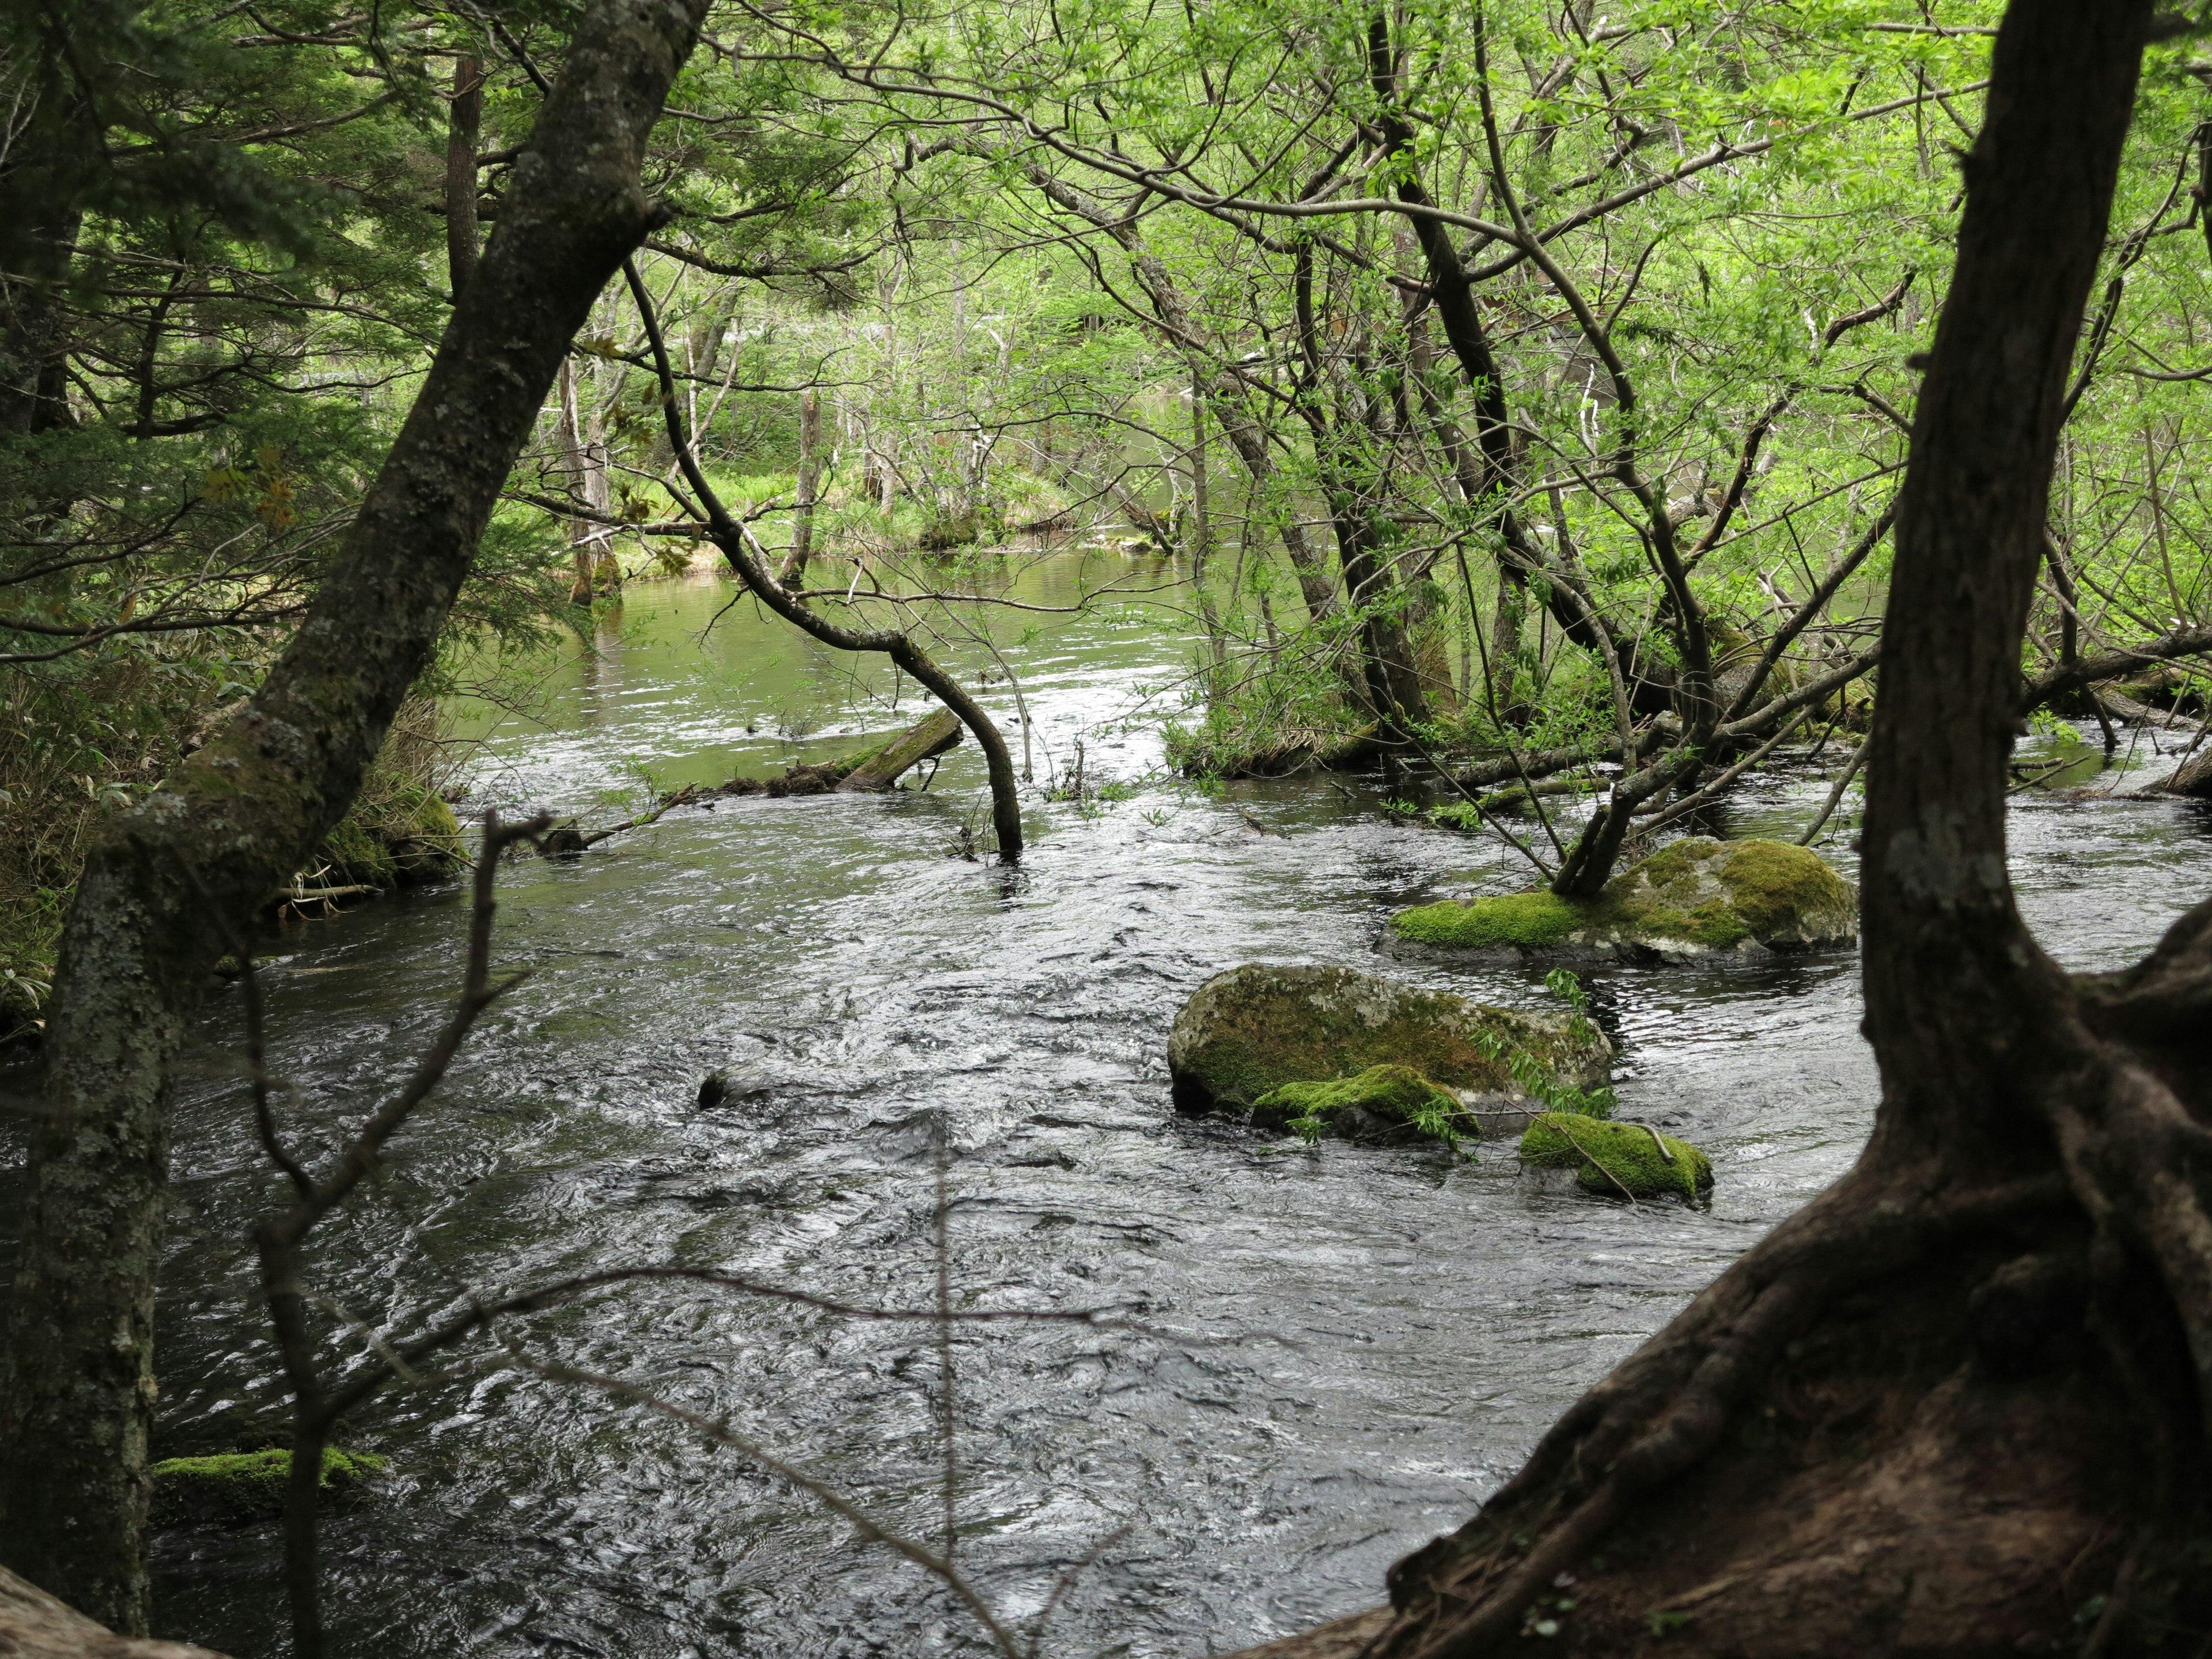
[315,783,464,891]
[1253,1063,1465,1144]
[1519,1111,1713,1203]
[150,1448,387,1528]
[1168,963,1611,1120]
[1389,837,1856,964]
[1393,889,1586,951]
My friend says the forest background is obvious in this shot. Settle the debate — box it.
[9,0,2212,1046]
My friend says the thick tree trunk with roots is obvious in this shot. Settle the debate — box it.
[0,0,707,1630]
[1233,2,2212,1653]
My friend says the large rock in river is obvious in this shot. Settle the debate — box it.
[1167,963,1612,1127]
[1388,837,1856,966]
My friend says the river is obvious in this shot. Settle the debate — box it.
[20,551,2212,1658]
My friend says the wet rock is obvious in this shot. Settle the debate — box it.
[1518,1111,1712,1203]
[1387,837,1857,966]
[1166,963,1611,1122]
[696,1068,773,1109]
[150,1448,385,1528]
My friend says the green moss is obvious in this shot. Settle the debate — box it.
[1519,1111,1713,1203]
[1395,838,1854,956]
[317,814,399,887]
[151,1447,388,1526]
[1392,891,1589,949]
[313,774,464,891]
[1253,1063,1465,1145]
[1713,839,1855,938]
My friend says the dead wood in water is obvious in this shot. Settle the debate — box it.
[836,706,963,791]
[722,706,963,798]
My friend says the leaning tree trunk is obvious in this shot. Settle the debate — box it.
[1231,1,2212,1654]
[0,0,707,1630]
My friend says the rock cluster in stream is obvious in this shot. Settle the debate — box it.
[1387,836,1858,966]
[1167,961,1711,1202]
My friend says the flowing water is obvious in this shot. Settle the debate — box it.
[12,551,2212,1658]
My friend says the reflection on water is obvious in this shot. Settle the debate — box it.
[7,556,2208,1658]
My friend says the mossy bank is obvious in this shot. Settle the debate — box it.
[1389,837,1857,966]
[1167,964,1613,1138]
[151,1447,387,1527]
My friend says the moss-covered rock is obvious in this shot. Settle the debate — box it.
[1167,963,1611,1123]
[1388,837,1857,965]
[307,699,466,893]
[150,1448,387,1527]
[1393,889,1586,951]
[1519,1111,1713,1203]
[1253,1063,1465,1144]
[317,782,463,890]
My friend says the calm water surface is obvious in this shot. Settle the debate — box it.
[17,553,2212,1658]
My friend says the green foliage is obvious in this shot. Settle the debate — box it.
[1543,968,1591,1014]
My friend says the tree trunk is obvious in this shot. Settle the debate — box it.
[778,387,823,586]
[558,358,613,603]
[1231,2,2212,1653]
[0,0,708,1629]
[1190,376,1228,676]
[445,56,483,302]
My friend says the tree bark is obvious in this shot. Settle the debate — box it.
[835,706,961,790]
[445,56,483,302]
[558,357,615,603]
[1229,2,2212,1654]
[0,0,709,1629]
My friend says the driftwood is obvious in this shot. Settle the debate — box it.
[2157,740,2212,797]
[2101,687,2199,732]
[0,1566,229,1659]
[836,707,961,790]
[725,707,961,798]
[537,709,966,856]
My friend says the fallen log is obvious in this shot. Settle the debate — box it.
[2157,740,2212,797]
[725,706,962,797]
[835,706,962,791]
[2101,688,2200,732]
[541,709,968,857]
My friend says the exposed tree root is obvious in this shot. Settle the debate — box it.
[1222,1168,2199,1659]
